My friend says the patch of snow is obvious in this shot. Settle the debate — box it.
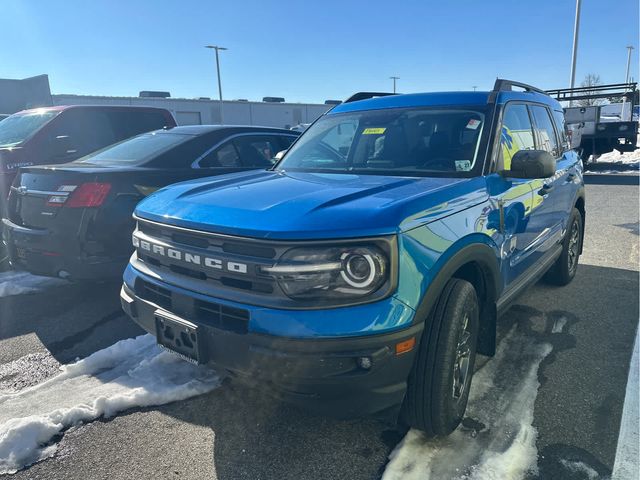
[0,271,67,298]
[0,334,221,474]
[551,316,568,334]
[560,459,602,480]
[587,135,640,170]
[382,325,552,480]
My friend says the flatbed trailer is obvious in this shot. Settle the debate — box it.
[546,83,638,161]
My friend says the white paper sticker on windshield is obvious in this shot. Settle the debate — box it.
[455,160,472,171]
[466,119,481,130]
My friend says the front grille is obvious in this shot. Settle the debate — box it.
[135,219,279,297]
[136,279,250,334]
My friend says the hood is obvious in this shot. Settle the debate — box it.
[135,170,489,240]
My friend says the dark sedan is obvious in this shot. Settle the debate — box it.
[2,125,298,280]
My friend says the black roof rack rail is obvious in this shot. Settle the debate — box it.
[343,92,397,104]
[493,78,546,95]
[545,82,637,103]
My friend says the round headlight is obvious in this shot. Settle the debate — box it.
[340,252,383,289]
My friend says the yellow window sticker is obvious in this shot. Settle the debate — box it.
[363,127,386,135]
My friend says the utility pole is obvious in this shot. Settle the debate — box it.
[622,45,635,120]
[205,45,227,124]
[389,76,400,94]
[569,0,582,106]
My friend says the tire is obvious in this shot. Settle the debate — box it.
[545,208,583,286]
[400,278,479,436]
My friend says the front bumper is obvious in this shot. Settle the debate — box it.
[120,278,422,417]
[2,217,128,280]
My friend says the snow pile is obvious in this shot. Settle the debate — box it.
[0,334,221,474]
[382,325,554,480]
[587,135,640,171]
[560,459,602,480]
[0,271,67,298]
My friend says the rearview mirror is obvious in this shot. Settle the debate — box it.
[273,150,286,162]
[502,150,555,179]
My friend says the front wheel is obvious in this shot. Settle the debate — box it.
[400,278,479,436]
[545,208,583,286]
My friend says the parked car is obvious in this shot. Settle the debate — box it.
[120,80,585,436]
[3,125,298,280]
[0,105,177,205]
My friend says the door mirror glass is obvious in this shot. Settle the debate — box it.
[503,150,555,179]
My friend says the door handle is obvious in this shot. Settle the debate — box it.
[537,184,554,196]
[566,173,576,182]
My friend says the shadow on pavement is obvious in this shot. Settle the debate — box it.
[1,262,638,480]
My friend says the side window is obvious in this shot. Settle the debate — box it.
[46,110,116,161]
[552,110,569,152]
[232,135,278,167]
[277,135,297,150]
[500,104,535,170]
[530,105,560,157]
[199,142,240,168]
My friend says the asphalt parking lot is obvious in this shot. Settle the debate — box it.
[0,182,638,480]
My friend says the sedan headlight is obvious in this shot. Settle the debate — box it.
[261,241,394,303]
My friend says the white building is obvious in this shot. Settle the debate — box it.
[52,94,332,128]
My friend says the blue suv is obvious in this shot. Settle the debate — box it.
[120,79,585,436]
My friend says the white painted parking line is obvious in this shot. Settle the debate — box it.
[612,326,639,480]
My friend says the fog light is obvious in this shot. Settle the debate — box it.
[357,356,372,369]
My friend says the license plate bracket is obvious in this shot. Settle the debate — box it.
[155,310,203,364]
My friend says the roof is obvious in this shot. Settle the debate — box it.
[158,125,298,136]
[16,104,171,115]
[330,90,561,114]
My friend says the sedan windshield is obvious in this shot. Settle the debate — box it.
[276,107,487,176]
[78,131,190,166]
[0,110,59,147]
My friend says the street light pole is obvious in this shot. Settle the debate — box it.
[205,45,227,124]
[569,0,582,106]
[622,45,635,120]
[389,76,400,94]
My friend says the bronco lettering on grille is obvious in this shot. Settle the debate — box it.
[133,235,248,274]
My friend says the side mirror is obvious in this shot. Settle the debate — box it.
[503,150,555,179]
[273,150,286,162]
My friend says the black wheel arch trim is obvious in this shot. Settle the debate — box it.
[413,242,501,356]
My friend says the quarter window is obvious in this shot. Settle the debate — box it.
[530,105,560,157]
[500,104,535,170]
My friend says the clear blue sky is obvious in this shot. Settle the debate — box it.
[2,0,638,103]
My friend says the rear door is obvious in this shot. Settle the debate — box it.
[550,109,582,231]
[529,104,567,233]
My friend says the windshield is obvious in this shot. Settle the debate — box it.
[0,110,58,147]
[277,107,486,176]
[78,131,190,165]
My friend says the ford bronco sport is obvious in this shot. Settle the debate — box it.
[120,79,585,436]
